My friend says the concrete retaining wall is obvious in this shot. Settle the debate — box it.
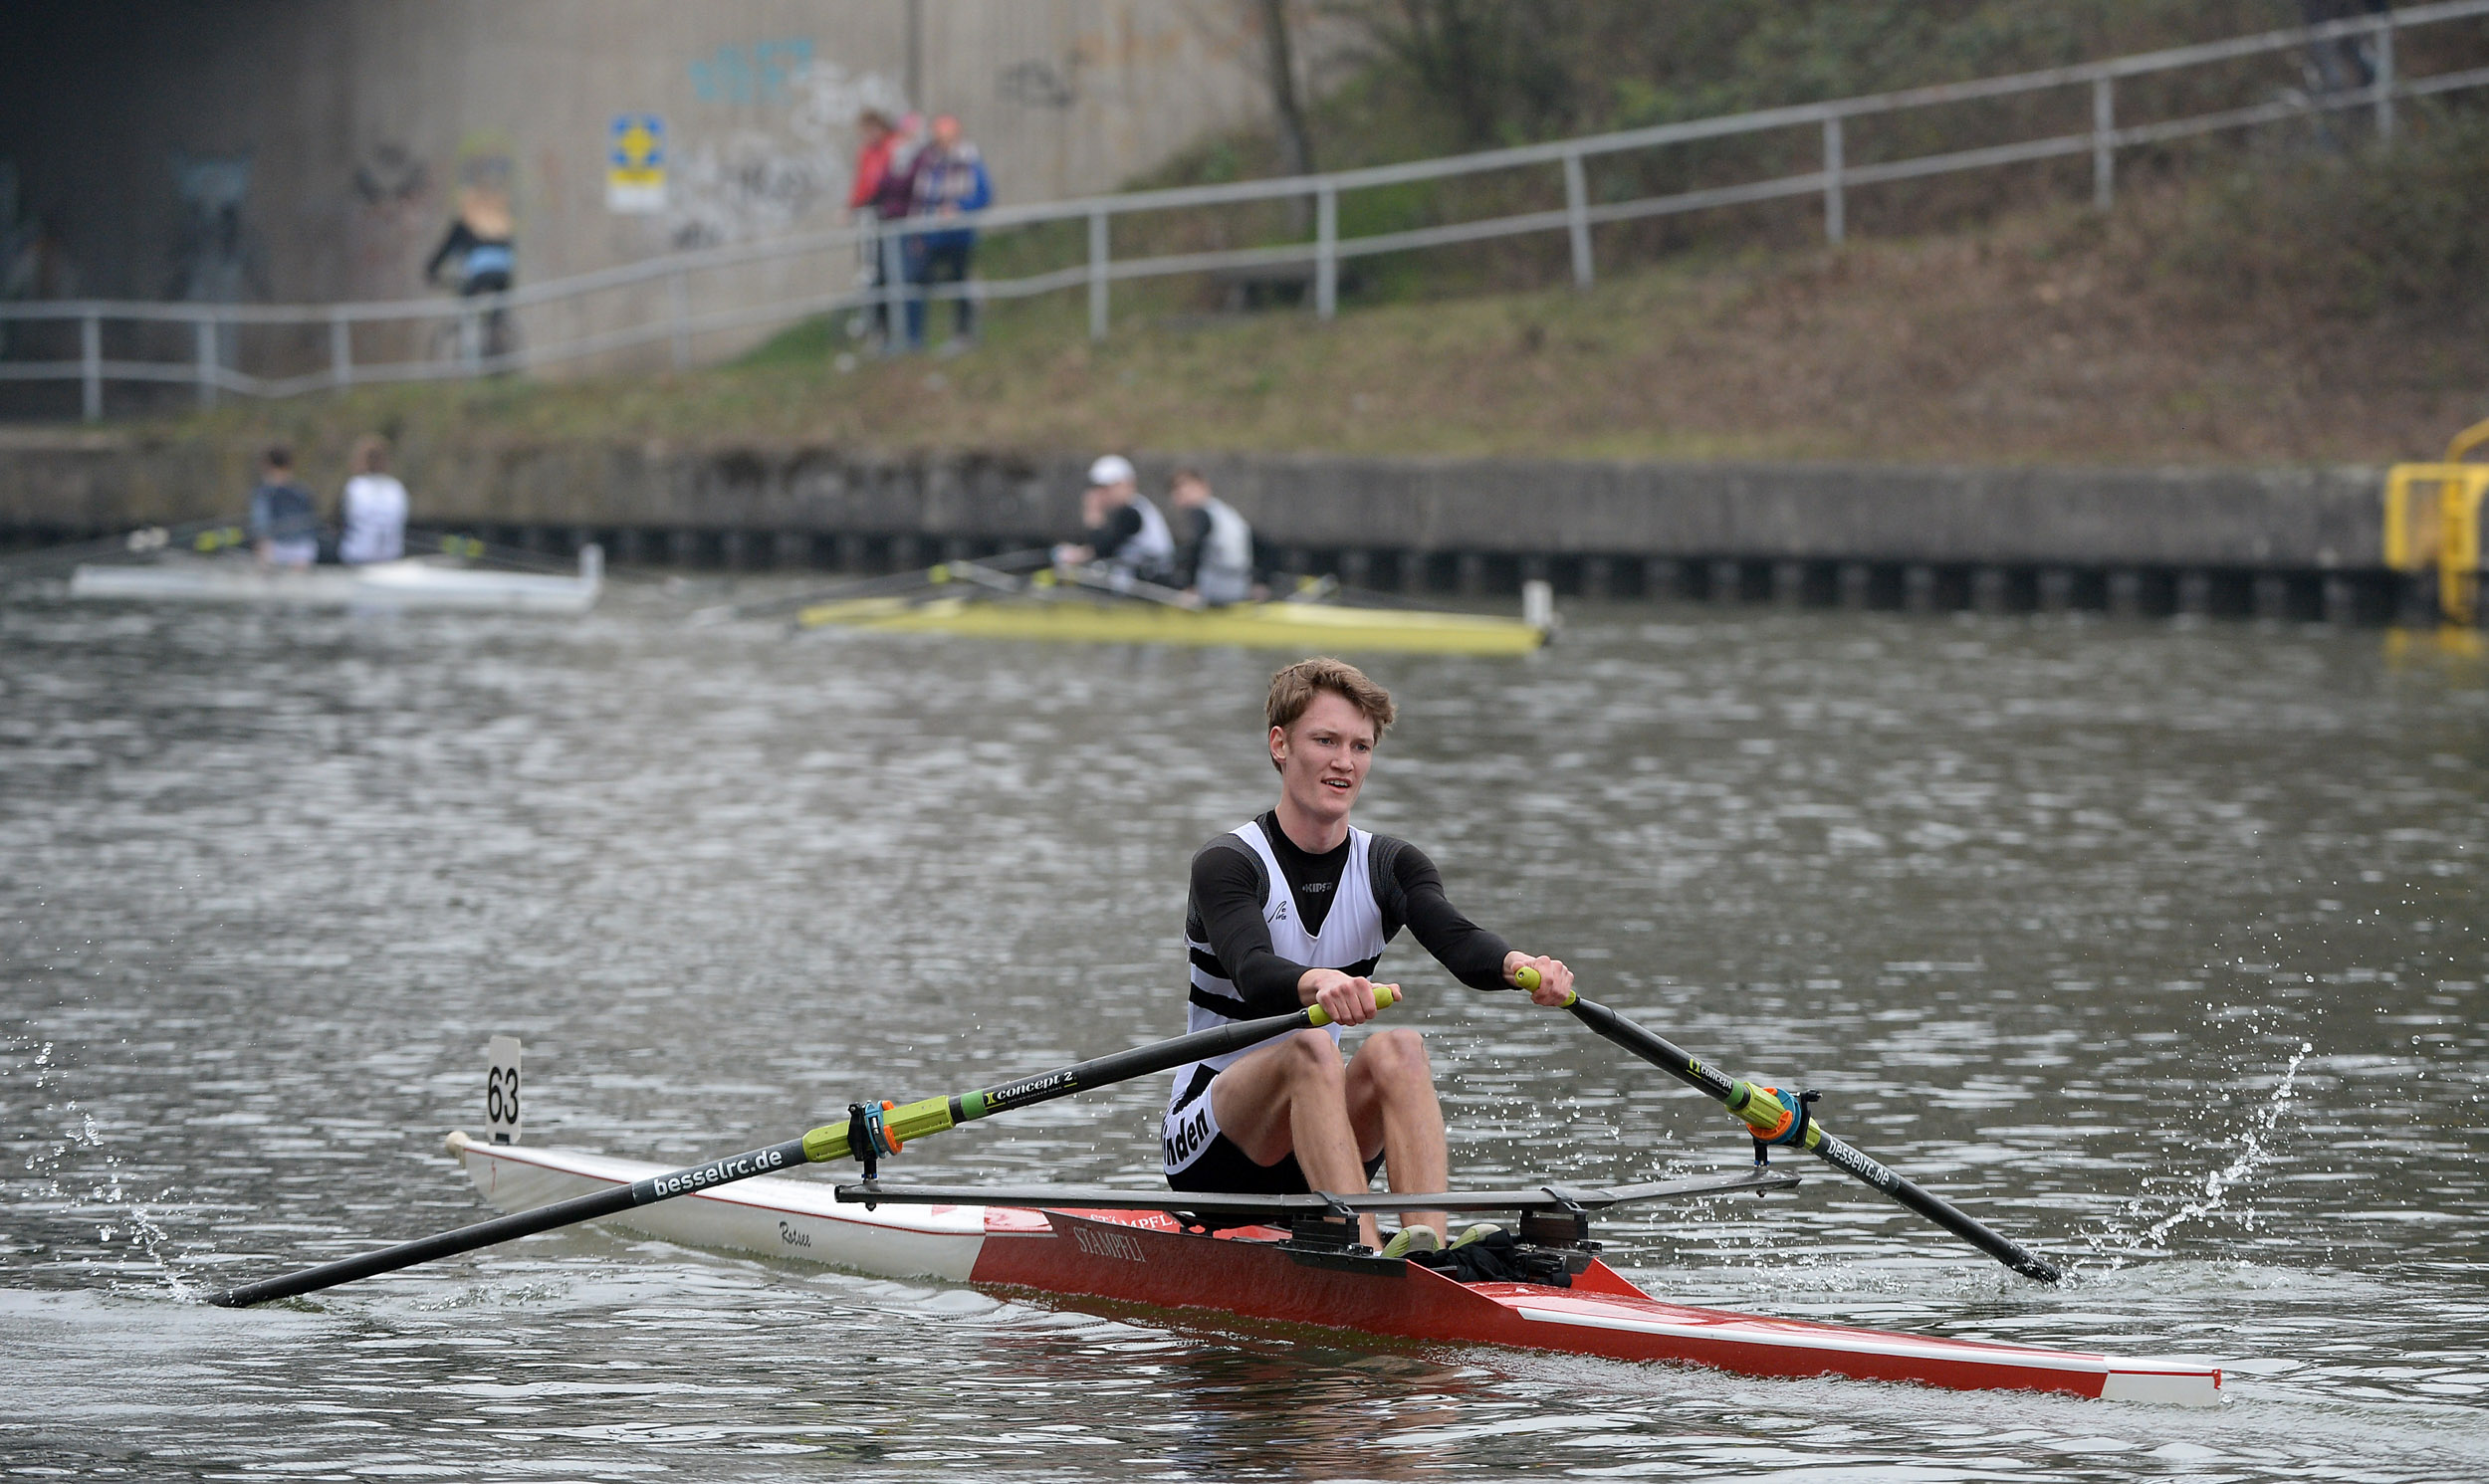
[2,432,2385,562]
[0,431,2407,619]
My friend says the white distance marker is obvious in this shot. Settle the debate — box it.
[486,1035,523,1146]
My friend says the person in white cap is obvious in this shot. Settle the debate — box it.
[1052,454,1176,584]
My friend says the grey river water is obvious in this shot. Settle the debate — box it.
[2,582,2485,1482]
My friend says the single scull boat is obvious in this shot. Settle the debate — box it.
[444,1130,2221,1404]
[70,544,602,614]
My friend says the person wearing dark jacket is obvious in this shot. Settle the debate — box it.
[424,186,516,358]
[902,113,992,350]
[247,446,319,569]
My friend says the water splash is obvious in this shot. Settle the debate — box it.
[11,1033,197,1301]
[2094,1040,2312,1262]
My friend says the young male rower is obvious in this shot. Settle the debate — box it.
[1164,657,1576,1254]
[1051,454,1176,586]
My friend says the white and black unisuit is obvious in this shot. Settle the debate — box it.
[1162,809,1513,1193]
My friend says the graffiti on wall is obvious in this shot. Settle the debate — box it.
[347,142,438,296]
[997,58,1080,109]
[454,134,517,195]
[690,39,816,106]
[2,160,82,354]
[666,52,906,249]
[2,162,72,300]
[167,150,266,304]
[352,142,432,212]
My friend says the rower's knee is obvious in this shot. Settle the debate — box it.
[1358,1027,1433,1088]
[1277,1028,1347,1087]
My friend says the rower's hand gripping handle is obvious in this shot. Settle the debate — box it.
[1308,983,1400,1027]
[1511,963,1576,1006]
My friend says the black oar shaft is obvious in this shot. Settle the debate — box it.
[212,997,1374,1308]
[211,1137,810,1308]
[1561,994,2062,1283]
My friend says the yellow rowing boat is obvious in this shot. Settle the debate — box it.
[794,592,1548,655]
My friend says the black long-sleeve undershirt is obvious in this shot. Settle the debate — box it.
[1187,812,1513,1018]
[1081,503,1142,558]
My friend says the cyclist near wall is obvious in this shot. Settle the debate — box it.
[423,185,517,360]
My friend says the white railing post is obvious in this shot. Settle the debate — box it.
[1087,210,1109,340]
[329,310,352,391]
[669,269,690,368]
[1563,149,1593,289]
[81,314,102,422]
[194,317,217,409]
[1315,184,1337,318]
[2092,76,2116,210]
[1822,115,1845,243]
[878,223,905,351]
[2375,17,2396,140]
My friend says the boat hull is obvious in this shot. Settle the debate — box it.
[444,1134,2219,1405]
[70,554,600,614]
[795,594,1546,655]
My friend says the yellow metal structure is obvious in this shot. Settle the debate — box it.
[795,593,1549,656]
[2383,418,2489,625]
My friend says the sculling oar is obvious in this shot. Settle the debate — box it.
[212,987,1397,1308]
[1513,966,2061,1283]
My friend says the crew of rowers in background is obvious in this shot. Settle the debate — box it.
[247,442,1240,601]
[247,438,410,569]
[1052,454,1261,607]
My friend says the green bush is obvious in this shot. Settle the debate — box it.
[2174,107,2489,324]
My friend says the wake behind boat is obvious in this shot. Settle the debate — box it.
[70,543,603,615]
[443,1130,2221,1404]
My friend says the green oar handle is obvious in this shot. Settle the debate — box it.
[1511,966,2061,1284]
[211,986,1399,1308]
[805,983,1400,1162]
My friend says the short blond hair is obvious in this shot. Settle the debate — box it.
[1266,657,1396,769]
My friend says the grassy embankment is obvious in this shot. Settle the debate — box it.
[164,78,2489,473]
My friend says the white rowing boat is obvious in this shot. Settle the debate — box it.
[445,1131,2223,1404]
[70,545,602,614]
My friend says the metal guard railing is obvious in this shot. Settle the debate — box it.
[3,1,2486,416]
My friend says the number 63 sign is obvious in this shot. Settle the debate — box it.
[486,1035,523,1145]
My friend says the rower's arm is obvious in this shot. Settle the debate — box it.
[1375,839,1512,992]
[1189,844,1315,1017]
[1169,508,1208,589]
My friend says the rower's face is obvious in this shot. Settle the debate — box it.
[1272,692,1376,820]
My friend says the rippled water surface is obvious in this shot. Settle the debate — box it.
[3,582,2485,1482]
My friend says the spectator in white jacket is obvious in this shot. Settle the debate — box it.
[339,436,409,565]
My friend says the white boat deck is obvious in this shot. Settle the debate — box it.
[71,546,602,613]
[447,1131,997,1281]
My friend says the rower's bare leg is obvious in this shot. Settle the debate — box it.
[1208,1030,1384,1245]
[1345,1028,1449,1239]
